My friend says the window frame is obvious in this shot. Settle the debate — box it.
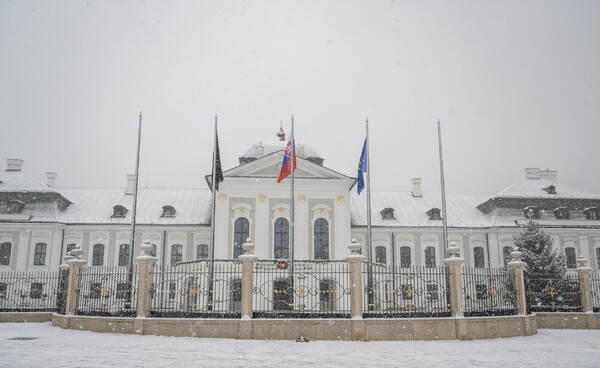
[33,242,47,266]
[170,244,183,265]
[400,246,411,268]
[273,218,289,259]
[0,242,11,266]
[565,247,577,269]
[92,244,105,266]
[375,246,387,264]
[197,244,209,260]
[473,246,485,268]
[313,218,330,260]
[233,217,250,259]
[118,244,130,266]
[424,246,436,268]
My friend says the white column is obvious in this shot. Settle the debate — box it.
[213,193,230,258]
[254,195,269,259]
[294,195,309,259]
[334,195,351,261]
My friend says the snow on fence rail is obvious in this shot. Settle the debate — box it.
[253,260,351,318]
[0,270,65,312]
[75,266,138,317]
[363,264,451,318]
[149,260,242,318]
[462,267,517,316]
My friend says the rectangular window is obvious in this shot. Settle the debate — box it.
[30,283,43,299]
[116,283,130,300]
[475,284,488,300]
[426,284,439,301]
[89,282,102,299]
[565,247,577,269]
[92,244,105,266]
[0,242,11,265]
[33,243,47,266]
[0,283,7,298]
[400,247,411,268]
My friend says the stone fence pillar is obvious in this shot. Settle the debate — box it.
[238,238,257,320]
[575,256,594,313]
[508,247,528,315]
[345,238,365,319]
[65,244,87,315]
[443,242,465,318]
[135,239,158,318]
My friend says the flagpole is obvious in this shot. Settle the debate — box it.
[208,113,218,310]
[289,115,295,274]
[365,117,374,310]
[437,119,449,257]
[128,111,142,309]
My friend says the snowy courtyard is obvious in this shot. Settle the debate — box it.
[0,323,599,367]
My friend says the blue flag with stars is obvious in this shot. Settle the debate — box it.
[357,139,367,194]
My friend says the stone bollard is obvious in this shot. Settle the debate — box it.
[508,247,528,315]
[443,242,465,318]
[345,238,365,319]
[135,239,158,318]
[57,252,74,314]
[65,244,87,315]
[238,238,257,320]
[574,256,593,313]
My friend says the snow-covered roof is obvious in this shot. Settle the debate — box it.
[0,170,54,192]
[495,178,600,199]
[241,140,321,160]
[55,187,212,225]
[350,191,513,228]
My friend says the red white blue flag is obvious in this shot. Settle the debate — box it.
[277,134,297,183]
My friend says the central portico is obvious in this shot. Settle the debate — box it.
[209,140,355,261]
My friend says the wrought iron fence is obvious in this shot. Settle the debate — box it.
[462,267,517,316]
[75,266,138,317]
[525,272,582,313]
[149,260,242,318]
[591,272,600,313]
[253,260,351,318]
[363,264,451,318]
[0,270,62,312]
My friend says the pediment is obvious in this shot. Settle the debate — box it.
[223,152,353,181]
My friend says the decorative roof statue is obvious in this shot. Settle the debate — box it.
[276,121,286,141]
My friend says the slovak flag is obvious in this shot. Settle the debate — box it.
[277,134,297,183]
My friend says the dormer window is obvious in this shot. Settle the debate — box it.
[6,200,25,214]
[523,206,540,219]
[380,207,395,220]
[426,208,442,221]
[584,207,600,220]
[553,207,570,220]
[542,185,557,195]
[161,205,176,218]
[111,205,128,218]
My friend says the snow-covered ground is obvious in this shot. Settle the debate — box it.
[1,323,599,367]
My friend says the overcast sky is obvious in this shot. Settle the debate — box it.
[1,0,599,195]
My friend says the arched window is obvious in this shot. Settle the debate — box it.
[66,243,77,255]
[0,242,11,265]
[171,244,183,265]
[92,244,104,266]
[150,244,158,257]
[197,244,209,259]
[34,243,47,266]
[274,218,289,259]
[375,246,387,264]
[503,246,513,267]
[565,247,576,269]
[233,218,250,259]
[473,247,485,268]
[314,218,329,260]
[425,246,436,268]
[118,244,130,266]
[400,246,411,268]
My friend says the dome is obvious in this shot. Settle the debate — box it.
[239,140,324,166]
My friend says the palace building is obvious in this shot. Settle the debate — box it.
[1,138,600,273]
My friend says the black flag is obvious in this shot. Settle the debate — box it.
[213,132,224,191]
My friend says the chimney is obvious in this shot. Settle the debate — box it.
[126,174,136,195]
[6,159,24,171]
[539,169,557,182]
[525,168,540,179]
[411,178,422,197]
[46,172,57,188]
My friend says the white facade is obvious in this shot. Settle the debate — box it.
[1,142,600,272]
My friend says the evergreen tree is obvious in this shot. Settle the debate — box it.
[513,221,566,276]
